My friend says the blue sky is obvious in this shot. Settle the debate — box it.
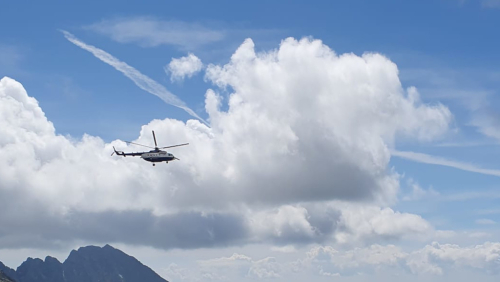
[2,0,500,281]
[3,0,499,140]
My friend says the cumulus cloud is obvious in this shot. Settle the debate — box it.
[198,253,281,280]
[173,242,500,281]
[164,263,192,281]
[244,202,433,247]
[333,203,433,245]
[85,17,225,49]
[291,242,500,277]
[408,242,500,275]
[296,244,407,276]
[248,205,317,243]
[0,37,453,250]
[166,53,203,82]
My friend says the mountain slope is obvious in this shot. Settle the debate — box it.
[0,263,17,282]
[62,244,167,282]
[16,257,64,282]
[0,245,168,282]
[0,271,15,282]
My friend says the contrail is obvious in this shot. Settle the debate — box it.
[391,150,500,177]
[61,30,208,126]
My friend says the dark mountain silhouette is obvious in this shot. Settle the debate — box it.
[16,257,64,282]
[0,263,17,282]
[0,271,15,282]
[0,245,168,282]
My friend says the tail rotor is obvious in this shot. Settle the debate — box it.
[111,146,124,156]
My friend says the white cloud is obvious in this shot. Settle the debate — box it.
[248,257,281,279]
[309,244,406,271]
[476,219,496,225]
[469,232,493,239]
[270,245,297,253]
[402,179,439,201]
[166,53,203,82]
[199,253,252,267]
[398,64,500,148]
[242,200,439,248]
[410,242,500,275]
[434,141,495,147]
[61,30,207,125]
[391,150,500,177]
[334,204,433,245]
[442,191,500,201]
[293,242,500,277]
[470,112,500,142]
[85,17,225,49]
[99,242,500,281]
[482,0,500,8]
[140,241,500,281]
[248,205,316,242]
[198,253,281,280]
[164,263,192,281]
[434,230,457,239]
[476,209,500,215]
[0,36,453,250]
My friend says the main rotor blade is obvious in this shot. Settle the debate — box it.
[125,141,155,149]
[152,130,158,147]
[160,143,189,149]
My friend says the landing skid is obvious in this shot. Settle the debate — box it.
[151,161,170,166]
[152,163,169,166]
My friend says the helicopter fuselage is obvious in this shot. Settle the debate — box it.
[141,150,175,163]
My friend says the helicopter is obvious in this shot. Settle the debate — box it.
[112,130,188,166]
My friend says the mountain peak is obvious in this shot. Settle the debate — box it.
[64,244,167,282]
[44,256,61,264]
[0,245,168,282]
[16,254,64,282]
